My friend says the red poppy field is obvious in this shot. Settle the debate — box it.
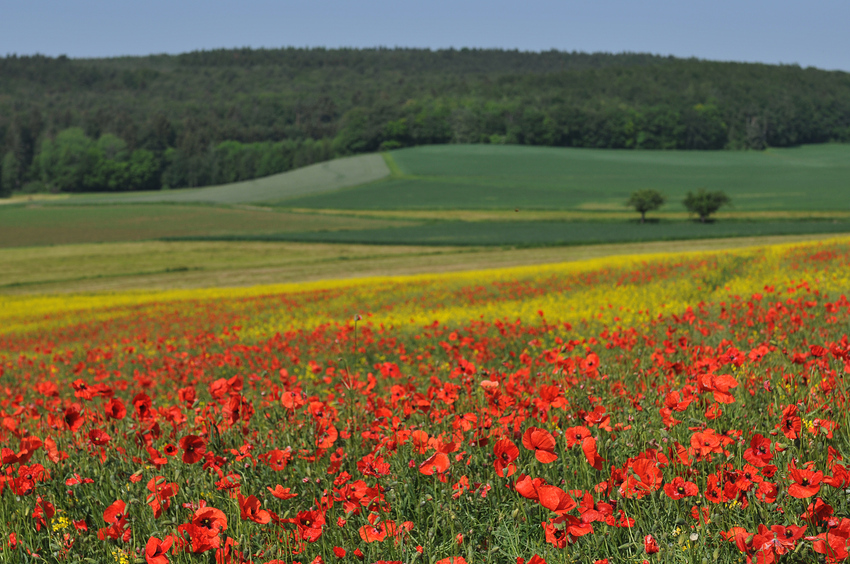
[2,239,850,564]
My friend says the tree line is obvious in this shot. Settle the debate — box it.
[1,48,849,195]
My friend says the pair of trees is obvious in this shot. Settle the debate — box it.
[627,188,730,223]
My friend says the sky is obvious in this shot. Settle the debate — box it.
[1,0,848,72]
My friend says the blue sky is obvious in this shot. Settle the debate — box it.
[2,0,847,71]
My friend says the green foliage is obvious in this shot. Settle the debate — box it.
[683,189,732,222]
[626,189,665,222]
[34,127,93,192]
[0,151,16,197]
[1,49,849,192]
[126,149,161,191]
[34,128,163,192]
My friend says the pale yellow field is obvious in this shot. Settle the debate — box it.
[0,233,845,295]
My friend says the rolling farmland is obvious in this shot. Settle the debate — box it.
[285,144,850,211]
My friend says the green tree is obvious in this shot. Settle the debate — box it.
[683,188,731,223]
[627,189,665,223]
[35,127,94,192]
[126,149,161,190]
[0,152,16,197]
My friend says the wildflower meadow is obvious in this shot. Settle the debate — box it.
[2,237,850,564]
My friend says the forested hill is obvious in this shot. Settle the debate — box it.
[1,48,849,195]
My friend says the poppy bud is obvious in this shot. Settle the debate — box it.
[644,534,659,554]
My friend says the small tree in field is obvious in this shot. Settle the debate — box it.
[683,188,730,223]
[627,189,665,223]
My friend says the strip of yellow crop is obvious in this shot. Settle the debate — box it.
[245,239,850,340]
[2,237,849,341]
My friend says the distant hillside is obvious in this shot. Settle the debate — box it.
[1,48,849,195]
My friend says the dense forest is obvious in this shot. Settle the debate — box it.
[1,47,849,195]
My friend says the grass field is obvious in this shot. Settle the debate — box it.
[67,153,390,205]
[284,144,850,211]
[0,204,408,247]
[173,218,850,247]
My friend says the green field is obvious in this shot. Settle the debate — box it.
[3,144,849,285]
[169,219,850,247]
[284,144,850,211]
[0,204,408,247]
[67,153,389,205]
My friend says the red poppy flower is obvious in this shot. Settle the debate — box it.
[801,498,833,525]
[98,500,130,541]
[690,428,723,459]
[63,405,85,433]
[177,386,196,407]
[145,535,173,564]
[32,496,55,531]
[192,506,228,535]
[581,437,604,470]
[755,480,779,503]
[66,473,93,486]
[146,476,178,518]
[259,448,292,471]
[103,500,127,524]
[179,435,206,464]
[281,390,306,409]
[564,426,591,448]
[316,425,338,449]
[779,405,802,440]
[267,484,298,500]
[698,373,738,404]
[411,430,430,454]
[175,523,219,554]
[419,452,450,475]
[88,428,111,447]
[542,518,569,549]
[104,398,126,420]
[238,493,271,524]
[133,393,153,420]
[543,515,592,548]
[644,534,659,554]
[522,427,558,463]
[580,352,599,375]
[663,476,699,500]
[752,523,805,555]
[809,520,850,561]
[515,474,545,501]
[493,438,519,477]
[743,434,773,467]
[664,389,695,412]
[537,485,576,514]
[824,464,850,489]
[620,459,662,499]
[292,508,325,542]
[71,378,95,400]
[359,522,388,543]
[788,464,823,498]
